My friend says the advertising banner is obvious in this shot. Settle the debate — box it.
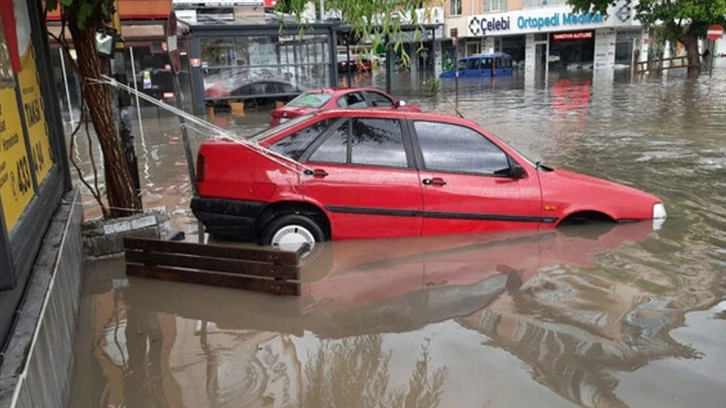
[14,0,53,185]
[0,11,33,233]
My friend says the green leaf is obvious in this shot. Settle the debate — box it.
[46,0,59,12]
[77,2,94,29]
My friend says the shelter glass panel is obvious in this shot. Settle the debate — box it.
[201,34,332,105]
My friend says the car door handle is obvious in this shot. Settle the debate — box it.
[305,169,328,178]
[422,177,446,186]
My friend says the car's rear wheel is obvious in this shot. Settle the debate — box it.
[261,214,325,255]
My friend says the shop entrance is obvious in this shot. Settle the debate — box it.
[616,29,642,68]
[535,43,548,77]
[548,31,595,71]
[495,35,526,69]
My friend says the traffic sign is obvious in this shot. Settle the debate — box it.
[166,11,180,74]
[707,25,723,41]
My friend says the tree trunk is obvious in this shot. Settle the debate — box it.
[680,32,701,74]
[68,23,142,218]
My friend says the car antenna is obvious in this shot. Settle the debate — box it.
[440,92,465,119]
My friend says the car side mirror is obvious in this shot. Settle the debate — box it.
[510,164,526,179]
[397,100,407,108]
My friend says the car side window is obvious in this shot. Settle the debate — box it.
[269,119,333,161]
[308,118,408,168]
[414,121,509,175]
[466,58,480,70]
[337,92,366,109]
[309,121,348,164]
[365,91,395,107]
[351,118,407,167]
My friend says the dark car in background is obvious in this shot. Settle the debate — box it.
[205,80,303,108]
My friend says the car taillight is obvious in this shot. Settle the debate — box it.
[197,153,205,182]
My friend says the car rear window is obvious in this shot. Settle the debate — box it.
[270,119,334,160]
[286,93,332,108]
[249,113,316,143]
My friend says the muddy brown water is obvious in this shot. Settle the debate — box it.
[69,62,726,407]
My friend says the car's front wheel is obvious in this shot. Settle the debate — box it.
[261,214,325,255]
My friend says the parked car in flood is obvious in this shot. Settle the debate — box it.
[269,87,419,126]
[205,80,303,108]
[191,109,666,253]
[440,52,514,78]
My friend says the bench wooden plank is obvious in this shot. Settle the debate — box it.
[127,264,300,296]
[123,237,300,265]
[125,250,299,280]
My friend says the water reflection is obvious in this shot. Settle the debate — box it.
[69,219,725,407]
[70,62,726,407]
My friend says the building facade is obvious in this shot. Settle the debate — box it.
[443,0,648,79]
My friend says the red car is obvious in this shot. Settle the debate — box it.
[269,87,419,126]
[191,110,666,252]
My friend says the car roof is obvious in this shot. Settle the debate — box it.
[302,87,392,96]
[460,52,511,59]
[308,108,478,127]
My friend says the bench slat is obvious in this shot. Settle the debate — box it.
[125,250,299,280]
[123,237,299,265]
[127,264,300,296]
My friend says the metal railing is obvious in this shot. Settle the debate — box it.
[634,56,694,74]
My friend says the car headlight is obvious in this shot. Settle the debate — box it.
[652,203,667,230]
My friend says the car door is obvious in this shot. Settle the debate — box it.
[300,116,423,240]
[481,57,493,76]
[461,57,480,77]
[410,120,543,235]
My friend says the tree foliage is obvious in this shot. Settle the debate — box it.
[278,0,439,64]
[569,0,726,71]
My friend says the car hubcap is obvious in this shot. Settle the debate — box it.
[271,224,316,253]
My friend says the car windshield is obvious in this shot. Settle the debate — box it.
[286,92,332,108]
[250,113,317,143]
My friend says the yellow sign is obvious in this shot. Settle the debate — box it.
[16,45,54,185]
[0,12,33,233]
[0,87,34,233]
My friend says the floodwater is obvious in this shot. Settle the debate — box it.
[69,62,726,407]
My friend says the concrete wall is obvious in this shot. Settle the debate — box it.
[0,190,83,408]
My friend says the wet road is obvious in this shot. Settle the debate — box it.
[69,61,726,407]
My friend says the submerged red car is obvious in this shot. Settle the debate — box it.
[269,87,419,126]
[191,110,666,252]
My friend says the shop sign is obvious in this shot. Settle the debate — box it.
[552,31,594,41]
[172,0,264,8]
[465,3,634,38]
[14,0,53,187]
[518,12,604,31]
[0,8,33,233]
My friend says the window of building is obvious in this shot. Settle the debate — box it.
[483,0,507,12]
[450,0,462,16]
[522,0,567,8]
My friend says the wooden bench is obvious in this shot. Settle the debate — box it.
[123,237,303,295]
